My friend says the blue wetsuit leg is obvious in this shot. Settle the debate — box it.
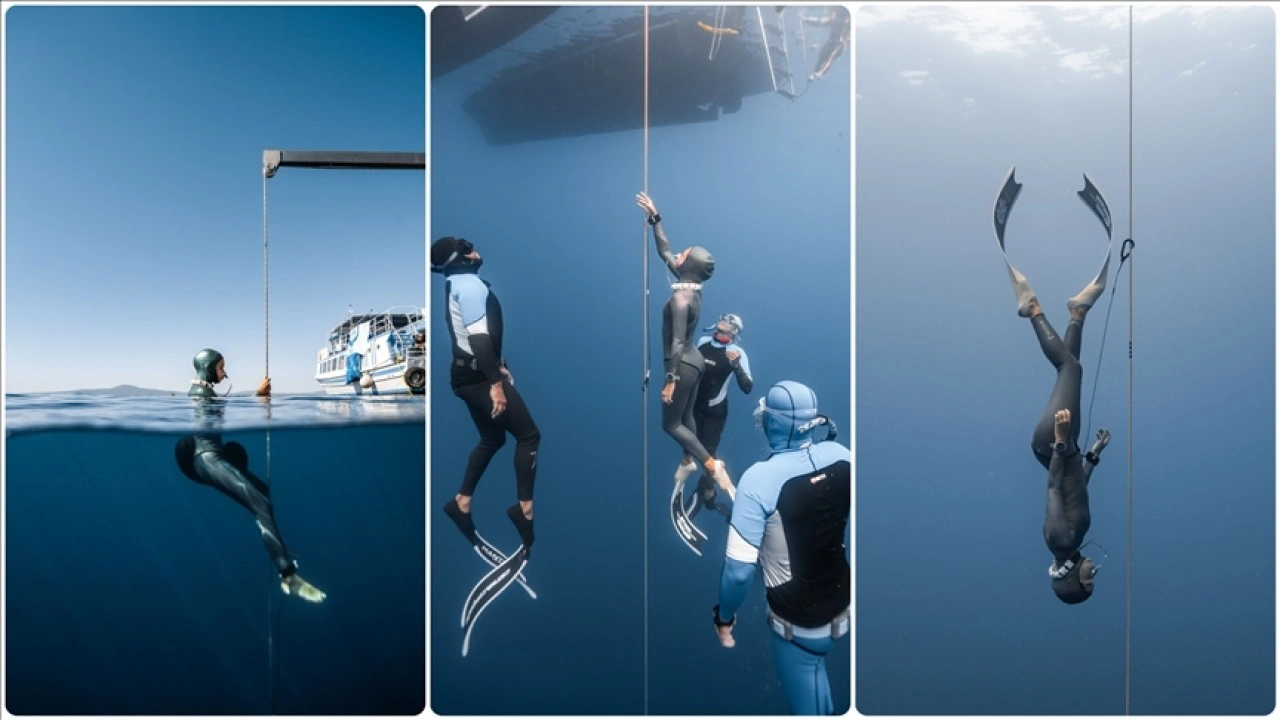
[771,633,835,715]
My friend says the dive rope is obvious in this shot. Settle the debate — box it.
[641,7,651,714]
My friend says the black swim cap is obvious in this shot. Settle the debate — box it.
[1050,566,1094,604]
[193,349,223,383]
[679,246,715,283]
[431,236,473,274]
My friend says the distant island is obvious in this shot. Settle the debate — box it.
[83,384,174,396]
[12,384,286,397]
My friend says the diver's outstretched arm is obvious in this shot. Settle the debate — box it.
[637,192,679,273]
[1082,428,1111,486]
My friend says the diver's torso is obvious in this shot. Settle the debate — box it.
[662,290,703,367]
[444,273,504,385]
[695,339,738,418]
[752,441,851,627]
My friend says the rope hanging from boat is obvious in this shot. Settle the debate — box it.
[640,7,651,714]
[261,167,279,715]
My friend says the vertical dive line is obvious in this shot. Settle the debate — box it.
[641,6,650,716]
[262,168,277,715]
[1125,4,1134,716]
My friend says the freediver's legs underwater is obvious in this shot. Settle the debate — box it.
[176,436,325,602]
[442,377,539,553]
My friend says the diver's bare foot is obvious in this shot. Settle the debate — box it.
[1025,297,1043,319]
[1054,409,1071,444]
[455,494,472,513]
[281,574,326,603]
[1070,305,1088,323]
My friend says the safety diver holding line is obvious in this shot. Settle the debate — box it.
[431,235,539,656]
[688,312,753,519]
[175,349,326,603]
[993,168,1114,604]
[713,381,849,715]
[636,191,736,556]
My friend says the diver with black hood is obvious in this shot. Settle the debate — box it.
[175,348,326,603]
[637,191,736,555]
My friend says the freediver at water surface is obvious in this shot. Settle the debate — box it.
[431,235,539,655]
[175,348,326,602]
[994,168,1114,604]
[637,190,736,556]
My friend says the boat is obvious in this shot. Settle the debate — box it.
[315,306,426,395]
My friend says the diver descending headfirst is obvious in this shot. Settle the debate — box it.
[177,348,326,603]
[993,167,1114,605]
[637,191,736,556]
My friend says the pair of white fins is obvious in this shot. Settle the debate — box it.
[993,166,1115,316]
[461,534,535,657]
[670,459,735,557]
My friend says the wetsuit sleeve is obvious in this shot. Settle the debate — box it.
[652,218,680,274]
[454,279,505,384]
[666,292,691,377]
[719,466,767,619]
[1082,455,1097,486]
[717,558,755,622]
[730,344,753,393]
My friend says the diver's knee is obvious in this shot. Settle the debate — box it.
[478,435,507,451]
[517,428,541,449]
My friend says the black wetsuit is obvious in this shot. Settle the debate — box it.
[1029,314,1100,565]
[693,336,753,491]
[442,267,540,503]
[177,389,297,577]
[653,217,715,465]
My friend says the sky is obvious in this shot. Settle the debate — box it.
[3,5,425,394]
[856,4,1274,715]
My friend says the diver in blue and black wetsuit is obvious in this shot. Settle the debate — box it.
[713,381,849,715]
[688,313,753,516]
[176,349,326,603]
[431,236,538,557]
[636,192,736,503]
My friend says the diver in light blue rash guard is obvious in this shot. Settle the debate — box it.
[713,381,849,715]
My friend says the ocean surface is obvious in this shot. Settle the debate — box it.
[430,6,851,715]
[5,393,426,715]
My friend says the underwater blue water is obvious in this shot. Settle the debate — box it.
[855,10,1276,717]
[429,6,851,715]
[5,395,425,715]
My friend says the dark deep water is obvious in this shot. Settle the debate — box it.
[6,421,425,715]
